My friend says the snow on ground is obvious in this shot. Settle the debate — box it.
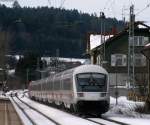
[110,117,150,125]
[12,97,55,125]
[17,93,98,125]
[103,96,145,117]
[10,97,33,125]
[8,69,15,75]
[103,96,150,125]
[0,91,9,100]
[8,90,150,125]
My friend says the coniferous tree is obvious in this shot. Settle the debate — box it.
[12,0,21,8]
[0,6,125,58]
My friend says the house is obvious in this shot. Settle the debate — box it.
[87,21,150,96]
[141,43,150,93]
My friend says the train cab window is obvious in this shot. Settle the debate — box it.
[76,73,107,92]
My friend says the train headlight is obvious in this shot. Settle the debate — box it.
[77,93,84,97]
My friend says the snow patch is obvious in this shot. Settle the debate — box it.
[103,96,145,118]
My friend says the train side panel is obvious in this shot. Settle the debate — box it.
[29,65,110,114]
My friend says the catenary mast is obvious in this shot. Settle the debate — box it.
[128,5,135,91]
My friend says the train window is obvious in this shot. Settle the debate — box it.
[44,82,46,90]
[48,81,53,90]
[42,81,45,90]
[46,82,48,90]
[36,84,37,91]
[33,85,35,90]
[47,77,53,90]
[53,78,60,90]
[45,82,48,90]
[76,73,107,92]
[63,78,72,90]
[36,84,38,90]
[92,74,106,85]
[76,74,91,86]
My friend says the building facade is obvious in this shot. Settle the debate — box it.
[87,22,150,96]
[141,43,150,94]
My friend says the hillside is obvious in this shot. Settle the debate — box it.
[0,5,125,58]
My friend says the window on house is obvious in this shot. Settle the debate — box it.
[97,55,101,65]
[111,54,127,66]
[131,54,146,67]
[133,36,149,46]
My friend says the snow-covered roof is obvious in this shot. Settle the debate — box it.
[90,22,150,52]
[145,43,150,47]
[90,34,113,50]
[8,69,15,75]
[41,57,86,64]
[0,68,3,70]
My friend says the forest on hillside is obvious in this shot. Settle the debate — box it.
[0,4,125,58]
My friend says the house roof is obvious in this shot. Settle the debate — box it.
[91,21,150,52]
[141,43,150,59]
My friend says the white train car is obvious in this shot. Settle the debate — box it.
[29,65,110,114]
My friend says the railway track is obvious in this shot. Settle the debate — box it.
[85,117,131,125]
[101,117,130,125]
[16,94,131,125]
[11,96,61,125]
[13,95,99,125]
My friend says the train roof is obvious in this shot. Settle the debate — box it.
[73,64,108,75]
[30,65,108,86]
[60,64,108,75]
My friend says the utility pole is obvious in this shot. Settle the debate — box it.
[26,68,29,89]
[55,48,60,73]
[100,12,106,67]
[128,5,135,92]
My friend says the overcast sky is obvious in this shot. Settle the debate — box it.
[1,0,150,23]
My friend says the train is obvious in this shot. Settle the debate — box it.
[28,64,110,115]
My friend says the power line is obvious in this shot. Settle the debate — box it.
[104,0,115,11]
[47,0,51,5]
[60,0,65,8]
[0,0,15,2]
[47,0,65,8]
[108,0,116,18]
[103,0,111,11]
[136,2,150,16]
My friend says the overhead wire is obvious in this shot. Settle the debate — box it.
[101,0,116,18]
[60,0,65,8]
[103,0,111,11]
[102,0,150,21]
[136,2,150,16]
[106,0,115,11]
[0,0,15,1]
[108,0,116,18]
[47,0,65,8]
[47,0,51,6]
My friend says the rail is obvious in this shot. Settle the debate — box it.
[86,118,131,125]
[14,95,61,125]
[11,96,36,125]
